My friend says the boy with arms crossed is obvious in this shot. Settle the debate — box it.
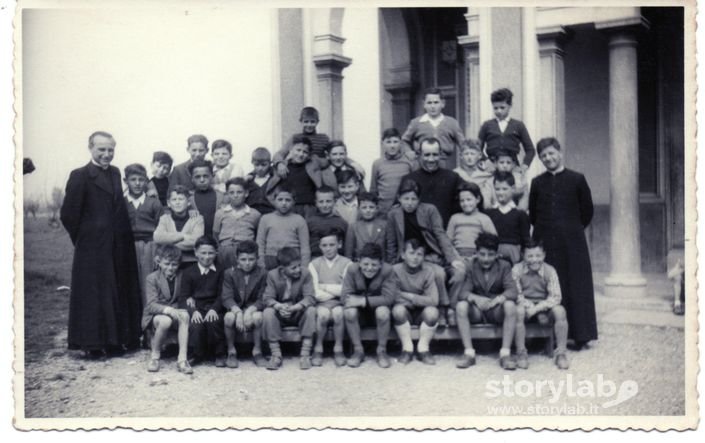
[342,243,395,368]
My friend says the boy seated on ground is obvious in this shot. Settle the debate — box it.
[455,233,518,370]
[142,245,192,374]
[512,241,569,370]
[261,247,318,370]
[221,240,268,368]
[308,227,352,367]
[179,236,226,367]
[391,239,440,366]
[342,243,395,368]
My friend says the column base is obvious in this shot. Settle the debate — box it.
[603,274,648,298]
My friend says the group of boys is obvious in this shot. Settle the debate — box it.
[120,92,570,375]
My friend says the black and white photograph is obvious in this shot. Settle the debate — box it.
[11,0,699,431]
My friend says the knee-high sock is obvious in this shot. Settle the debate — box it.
[395,321,413,352]
[269,341,282,358]
[515,318,527,353]
[555,318,569,355]
[417,322,437,353]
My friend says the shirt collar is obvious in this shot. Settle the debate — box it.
[548,165,566,175]
[495,200,516,213]
[496,116,510,124]
[90,159,109,170]
[126,193,146,206]
[419,113,445,124]
[324,255,340,267]
[198,263,217,275]
[521,262,545,277]
[340,198,358,208]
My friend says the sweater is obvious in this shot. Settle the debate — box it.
[306,212,348,258]
[245,170,275,215]
[486,206,530,247]
[446,211,498,251]
[344,217,387,261]
[256,211,310,266]
[400,168,463,226]
[125,195,163,241]
[341,262,395,307]
[262,268,316,307]
[213,205,261,244]
[308,255,352,304]
[511,261,562,310]
[478,118,535,167]
[150,176,170,206]
[178,263,224,313]
[369,155,415,212]
[401,114,465,164]
[390,263,439,307]
[283,162,317,205]
[221,266,267,312]
[153,213,205,263]
[333,197,359,225]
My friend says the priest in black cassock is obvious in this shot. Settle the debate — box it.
[60,131,142,357]
[529,137,596,349]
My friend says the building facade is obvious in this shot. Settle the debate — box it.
[272,6,685,297]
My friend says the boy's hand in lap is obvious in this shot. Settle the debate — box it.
[204,309,219,322]
[345,295,366,309]
[186,297,195,308]
[191,311,203,324]
[235,311,245,332]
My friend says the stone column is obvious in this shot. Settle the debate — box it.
[537,26,568,145]
[458,37,481,138]
[384,82,416,137]
[312,33,352,139]
[601,26,647,297]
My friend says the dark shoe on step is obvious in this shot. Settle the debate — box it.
[333,352,347,367]
[456,354,476,369]
[418,352,436,365]
[226,353,239,368]
[253,353,267,368]
[499,355,517,370]
[398,351,413,365]
[311,351,323,367]
[177,360,193,374]
[376,351,391,368]
[347,351,364,368]
[147,358,160,373]
[516,350,529,369]
[300,355,312,370]
[215,356,226,368]
[267,355,282,370]
[555,353,570,370]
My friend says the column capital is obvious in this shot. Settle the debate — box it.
[537,25,571,56]
[313,54,352,80]
[595,15,650,35]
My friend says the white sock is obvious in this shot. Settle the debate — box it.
[417,322,437,353]
[464,348,476,357]
[395,322,413,352]
[499,347,510,358]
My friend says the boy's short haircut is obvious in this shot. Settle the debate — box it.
[156,244,182,263]
[493,171,516,187]
[251,147,272,163]
[325,140,346,153]
[188,159,214,175]
[194,235,219,251]
[236,240,258,257]
[424,87,444,100]
[359,242,383,261]
[398,178,421,197]
[300,106,320,122]
[523,239,544,252]
[456,180,483,200]
[187,134,209,149]
[381,128,401,140]
[291,135,312,148]
[403,238,426,254]
[492,147,518,163]
[335,169,358,186]
[315,185,336,198]
[225,177,248,191]
[358,192,379,205]
[319,226,344,243]
[476,232,500,252]
[152,151,174,166]
[273,184,296,200]
[461,138,483,153]
[167,184,191,199]
[277,247,301,267]
[124,163,148,179]
[536,137,561,155]
[491,88,514,105]
[211,139,233,154]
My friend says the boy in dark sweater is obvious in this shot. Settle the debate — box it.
[486,171,531,265]
[189,159,224,238]
[124,163,164,304]
[179,236,226,366]
[245,147,275,215]
[147,151,173,206]
[275,107,331,169]
[221,241,268,368]
[307,185,348,258]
